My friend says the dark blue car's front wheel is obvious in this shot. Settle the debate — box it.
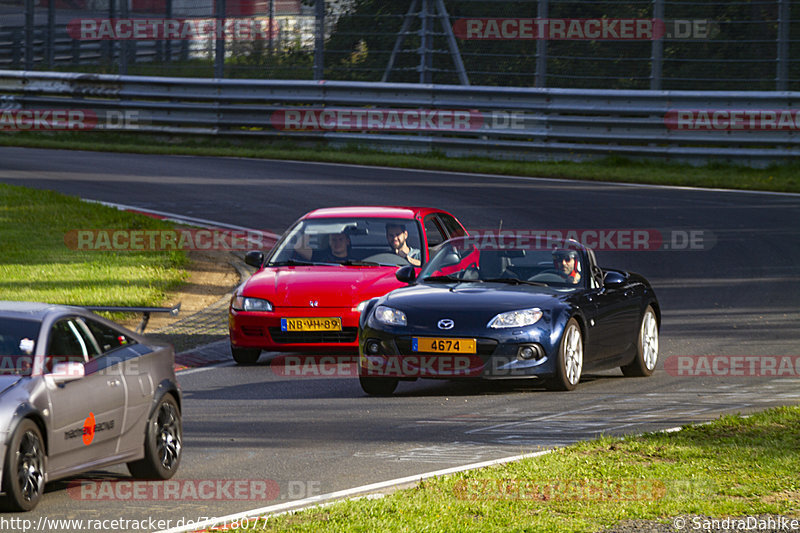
[360,376,399,396]
[547,318,583,391]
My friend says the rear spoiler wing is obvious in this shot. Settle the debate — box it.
[83,303,181,333]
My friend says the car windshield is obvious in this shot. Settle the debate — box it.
[420,235,588,289]
[0,317,41,376]
[267,217,423,267]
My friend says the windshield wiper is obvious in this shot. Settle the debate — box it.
[481,277,548,287]
[268,259,342,267]
[339,260,382,266]
[422,274,464,283]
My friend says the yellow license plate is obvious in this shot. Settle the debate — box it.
[281,317,342,332]
[413,337,476,354]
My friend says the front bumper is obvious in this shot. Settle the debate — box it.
[358,325,558,379]
[229,307,360,351]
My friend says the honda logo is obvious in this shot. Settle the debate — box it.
[309,300,318,307]
[437,319,454,330]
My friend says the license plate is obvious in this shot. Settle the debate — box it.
[281,317,342,332]
[412,337,476,354]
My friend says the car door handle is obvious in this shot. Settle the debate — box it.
[107,379,121,387]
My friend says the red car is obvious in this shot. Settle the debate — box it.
[228,206,468,363]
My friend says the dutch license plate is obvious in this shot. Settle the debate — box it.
[412,337,476,354]
[281,317,342,332]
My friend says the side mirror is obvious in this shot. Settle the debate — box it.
[245,250,265,268]
[49,361,85,384]
[603,270,628,288]
[395,265,417,284]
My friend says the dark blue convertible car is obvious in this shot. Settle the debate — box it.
[358,234,660,395]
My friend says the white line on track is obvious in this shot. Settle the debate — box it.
[172,154,800,198]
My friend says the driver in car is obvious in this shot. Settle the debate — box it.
[386,223,421,266]
[293,231,355,262]
[553,249,582,284]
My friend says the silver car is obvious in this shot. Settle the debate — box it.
[0,301,182,511]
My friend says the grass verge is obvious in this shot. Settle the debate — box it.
[1,132,799,193]
[246,405,800,532]
[0,182,187,306]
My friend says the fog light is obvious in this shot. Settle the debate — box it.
[366,340,381,355]
[517,344,543,361]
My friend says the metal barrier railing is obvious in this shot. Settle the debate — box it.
[1,69,798,165]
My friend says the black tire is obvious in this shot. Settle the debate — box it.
[231,345,261,365]
[359,376,399,396]
[1,419,45,512]
[546,318,583,391]
[622,305,659,377]
[127,394,182,479]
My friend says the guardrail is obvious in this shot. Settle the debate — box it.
[1,70,798,166]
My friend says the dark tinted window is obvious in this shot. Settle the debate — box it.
[424,215,446,248]
[84,318,134,354]
[437,213,466,238]
[0,317,41,376]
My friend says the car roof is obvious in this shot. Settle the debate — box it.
[0,301,81,321]
[301,206,442,219]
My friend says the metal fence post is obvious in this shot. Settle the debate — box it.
[24,0,34,70]
[165,0,173,63]
[47,0,55,67]
[651,0,664,90]
[776,0,789,91]
[420,0,432,83]
[215,0,226,78]
[120,0,129,75]
[535,0,548,88]
[313,0,325,80]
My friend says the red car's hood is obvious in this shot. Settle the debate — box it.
[242,266,405,308]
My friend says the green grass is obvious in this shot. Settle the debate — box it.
[2,132,799,193]
[0,182,187,306]
[244,406,800,532]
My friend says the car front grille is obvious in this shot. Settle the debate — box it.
[268,328,358,344]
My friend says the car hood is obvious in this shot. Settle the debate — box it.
[243,266,405,308]
[0,375,24,396]
[383,282,571,317]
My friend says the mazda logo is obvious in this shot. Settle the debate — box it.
[437,319,454,330]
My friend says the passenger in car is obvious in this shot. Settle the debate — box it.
[386,223,421,266]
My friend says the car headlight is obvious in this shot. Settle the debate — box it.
[373,305,407,326]
[231,295,273,312]
[487,307,542,328]
[355,298,377,313]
